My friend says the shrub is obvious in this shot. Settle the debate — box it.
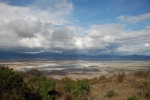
[73,78,90,99]
[136,81,150,99]
[106,90,117,97]
[128,95,139,100]
[117,72,125,83]
[27,76,40,93]
[75,79,90,92]
[99,75,107,81]
[60,77,75,93]
[27,75,56,100]
[137,81,149,89]
[25,68,42,77]
[134,71,150,78]
[0,67,41,100]
[60,78,91,99]
[37,75,56,100]
[1,89,25,100]
[90,77,98,84]
[145,92,150,99]
[0,67,23,91]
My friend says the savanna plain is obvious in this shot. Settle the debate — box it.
[0,60,150,100]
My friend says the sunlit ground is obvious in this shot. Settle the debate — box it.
[1,60,150,79]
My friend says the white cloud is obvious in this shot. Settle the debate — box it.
[0,1,74,50]
[20,37,42,48]
[117,45,139,55]
[118,13,150,23]
[74,37,93,49]
[118,26,150,40]
[89,24,124,38]
[49,28,76,50]
[117,42,150,55]
[0,1,72,25]
[8,18,41,38]
[0,1,150,55]
[144,43,150,48]
[86,23,150,55]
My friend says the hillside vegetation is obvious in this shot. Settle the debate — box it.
[0,65,150,100]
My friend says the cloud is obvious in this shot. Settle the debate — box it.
[20,37,43,48]
[51,28,74,42]
[0,1,150,55]
[118,26,150,41]
[49,28,76,50]
[86,23,150,55]
[0,1,74,49]
[32,0,73,11]
[144,43,150,48]
[89,24,124,38]
[30,0,73,24]
[118,13,150,23]
[117,42,150,55]
[0,19,50,48]
[75,36,94,49]
[54,0,73,12]
[8,18,41,38]
[0,1,72,25]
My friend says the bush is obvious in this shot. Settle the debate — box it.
[106,90,117,97]
[136,81,150,99]
[137,81,149,89]
[27,75,56,100]
[134,71,150,79]
[76,79,90,92]
[25,68,42,77]
[73,79,90,99]
[128,95,139,100]
[0,67,23,91]
[60,77,75,93]
[117,72,125,83]
[74,79,90,93]
[0,67,41,100]
[37,75,56,100]
[60,78,91,99]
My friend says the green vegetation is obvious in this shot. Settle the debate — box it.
[0,66,90,100]
[37,75,55,100]
[0,65,150,100]
[127,95,139,100]
[0,66,40,100]
[60,77,75,93]
[0,66,23,90]
[60,77,90,99]
[27,75,56,100]
[106,89,118,97]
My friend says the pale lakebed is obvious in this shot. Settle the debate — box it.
[1,60,150,79]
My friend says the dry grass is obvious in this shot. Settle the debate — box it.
[1,66,149,100]
[88,71,150,100]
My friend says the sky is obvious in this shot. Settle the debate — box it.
[0,0,150,55]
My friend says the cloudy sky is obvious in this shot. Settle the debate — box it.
[0,0,150,55]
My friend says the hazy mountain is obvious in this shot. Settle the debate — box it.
[0,51,150,61]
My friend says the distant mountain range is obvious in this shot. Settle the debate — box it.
[0,51,150,61]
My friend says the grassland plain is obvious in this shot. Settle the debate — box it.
[1,60,150,79]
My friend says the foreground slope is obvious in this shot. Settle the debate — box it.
[0,66,150,100]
